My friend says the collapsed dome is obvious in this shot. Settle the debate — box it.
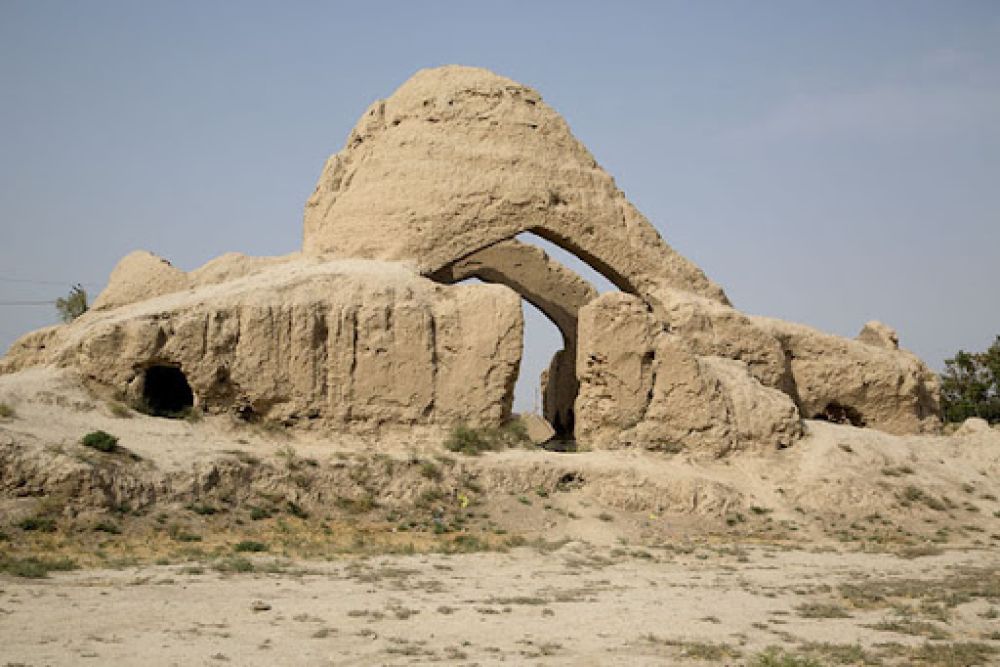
[301,65,729,308]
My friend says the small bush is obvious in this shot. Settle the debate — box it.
[444,419,531,456]
[0,555,77,578]
[334,495,377,514]
[233,540,268,553]
[445,424,490,455]
[187,503,218,516]
[0,402,15,419]
[287,501,310,519]
[795,602,851,619]
[249,506,272,521]
[167,525,202,542]
[82,430,118,452]
[18,516,57,532]
[420,461,443,481]
[749,647,822,667]
[214,557,255,573]
[93,521,121,534]
[55,284,88,323]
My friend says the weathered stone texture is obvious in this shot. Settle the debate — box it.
[576,294,802,456]
[3,258,522,429]
[302,65,729,307]
[1,65,944,453]
[755,317,941,434]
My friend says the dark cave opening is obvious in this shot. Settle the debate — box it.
[815,402,866,427]
[142,365,194,417]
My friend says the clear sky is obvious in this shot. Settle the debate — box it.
[1,1,998,413]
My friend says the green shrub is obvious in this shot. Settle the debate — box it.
[233,540,268,553]
[287,501,309,519]
[214,556,255,573]
[93,521,121,534]
[420,461,443,481]
[249,506,272,521]
[0,402,15,419]
[940,336,1000,423]
[81,430,118,452]
[0,555,77,578]
[444,419,531,456]
[55,284,88,323]
[167,524,202,542]
[749,647,822,667]
[18,516,56,532]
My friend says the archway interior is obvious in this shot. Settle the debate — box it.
[513,232,617,294]
[518,231,621,295]
[433,232,623,441]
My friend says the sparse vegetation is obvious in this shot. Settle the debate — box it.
[0,402,15,419]
[0,554,77,578]
[107,402,132,418]
[419,461,443,481]
[187,503,218,516]
[167,525,202,542]
[18,516,56,532]
[795,602,852,619]
[214,556,255,573]
[640,634,742,660]
[93,521,121,534]
[444,419,530,455]
[911,641,998,666]
[940,335,1000,423]
[249,506,273,521]
[287,501,310,519]
[233,540,268,553]
[81,430,118,452]
[900,485,947,511]
[55,283,88,323]
[870,618,950,640]
[749,647,822,667]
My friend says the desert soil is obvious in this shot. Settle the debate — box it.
[1,369,999,666]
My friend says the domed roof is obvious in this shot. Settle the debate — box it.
[302,65,727,305]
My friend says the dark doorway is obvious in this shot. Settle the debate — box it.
[142,365,194,417]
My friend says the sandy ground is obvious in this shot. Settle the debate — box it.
[2,368,1000,665]
[2,544,999,666]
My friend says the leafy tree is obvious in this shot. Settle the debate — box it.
[55,284,88,323]
[939,336,1000,423]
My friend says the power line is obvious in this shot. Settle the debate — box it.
[0,276,101,287]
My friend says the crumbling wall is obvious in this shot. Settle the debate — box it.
[2,257,523,430]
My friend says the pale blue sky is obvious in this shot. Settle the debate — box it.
[1,1,998,412]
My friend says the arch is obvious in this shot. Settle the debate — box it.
[302,65,730,310]
[430,239,597,347]
[430,239,598,438]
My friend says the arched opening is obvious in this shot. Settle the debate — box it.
[517,299,567,428]
[142,365,194,417]
[430,233,618,443]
